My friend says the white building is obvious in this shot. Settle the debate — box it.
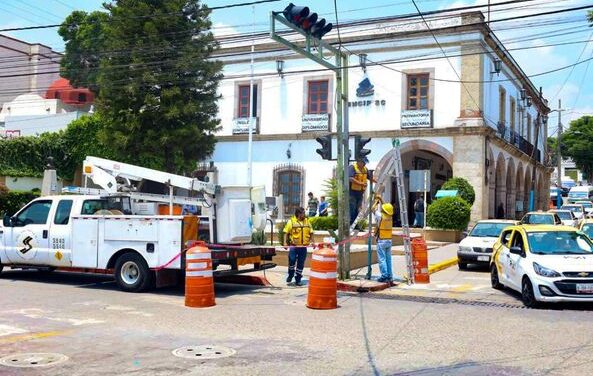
[210,11,551,223]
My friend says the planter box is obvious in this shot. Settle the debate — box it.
[423,228,463,243]
[272,246,378,270]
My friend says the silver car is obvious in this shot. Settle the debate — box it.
[549,209,578,227]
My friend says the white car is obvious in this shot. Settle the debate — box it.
[491,225,593,307]
[457,220,518,269]
[561,204,586,221]
[575,201,593,218]
[548,210,578,227]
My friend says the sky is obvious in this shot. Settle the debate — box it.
[1,0,592,134]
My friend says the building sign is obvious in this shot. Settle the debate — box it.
[302,113,330,132]
[348,99,386,108]
[401,110,433,129]
[232,117,258,134]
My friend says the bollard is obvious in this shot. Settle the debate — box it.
[185,242,216,308]
[307,244,338,310]
[412,238,430,283]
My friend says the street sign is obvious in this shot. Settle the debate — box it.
[392,138,400,148]
[409,170,431,192]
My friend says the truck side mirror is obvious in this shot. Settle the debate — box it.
[3,215,11,227]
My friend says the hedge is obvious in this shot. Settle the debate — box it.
[442,177,476,206]
[426,196,471,231]
[0,190,40,216]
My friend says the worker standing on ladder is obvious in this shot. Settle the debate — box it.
[373,196,394,283]
[283,207,312,286]
[349,157,376,225]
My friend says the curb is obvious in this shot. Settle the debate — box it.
[337,280,393,293]
[428,257,458,274]
[215,275,271,286]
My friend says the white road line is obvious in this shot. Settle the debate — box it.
[0,324,28,337]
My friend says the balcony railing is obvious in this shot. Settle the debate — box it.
[496,122,541,162]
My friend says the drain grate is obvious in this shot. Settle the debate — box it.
[366,293,527,309]
[0,353,68,368]
[172,345,236,360]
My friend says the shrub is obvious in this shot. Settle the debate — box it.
[309,216,338,231]
[427,196,471,231]
[442,177,476,206]
[0,191,40,216]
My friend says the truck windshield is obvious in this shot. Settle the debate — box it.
[527,231,593,255]
[469,223,510,237]
[81,200,109,215]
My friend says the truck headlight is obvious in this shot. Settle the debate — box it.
[533,262,561,278]
[458,246,472,253]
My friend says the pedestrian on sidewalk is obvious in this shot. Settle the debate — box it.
[413,195,425,228]
[307,192,319,217]
[373,196,394,283]
[283,207,312,286]
[318,196,329,217]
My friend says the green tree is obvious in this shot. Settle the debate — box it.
[547,137,558,167]
[59,0,222,173]
[442,177,475,206]
[562,115,593,182]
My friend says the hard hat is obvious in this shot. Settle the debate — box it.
[382,203,394,216]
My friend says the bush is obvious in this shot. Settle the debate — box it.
[442,177,475,206]
[427,196,471,231]
[309,216,338,231]
[0,191,40,216]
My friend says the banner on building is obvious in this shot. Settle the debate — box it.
[232,117,258,134]
[302,113,330,132]
[401,110,433,129]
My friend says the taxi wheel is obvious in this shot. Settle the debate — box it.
[490,265,503,290]
[521,277,540,308]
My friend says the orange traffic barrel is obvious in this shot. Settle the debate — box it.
[185,242,215,308]
[307,244,338,310]
[412,238,430,284]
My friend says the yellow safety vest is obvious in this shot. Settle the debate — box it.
[377,212,393,240]
[351,164,368,191]
[284,216,312,246]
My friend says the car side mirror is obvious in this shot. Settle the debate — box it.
[2,215,12,227]
[510,246,524,256]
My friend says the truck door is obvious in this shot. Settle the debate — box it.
[48,199,74,267]
[4,199,53,265]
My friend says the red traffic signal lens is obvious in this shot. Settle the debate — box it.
[283,3,310,25]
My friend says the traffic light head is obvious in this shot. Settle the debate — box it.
[311,19,333,39]
[283,3,309,26]
[315,135,332,160]
[355,136,371,160]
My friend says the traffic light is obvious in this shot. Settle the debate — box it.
[282,3,333,39]
[355,136,371,160]
[315,135,332,160]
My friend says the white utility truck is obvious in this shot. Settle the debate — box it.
[0,157,275,292]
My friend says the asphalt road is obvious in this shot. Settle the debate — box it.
[1,267,593,376]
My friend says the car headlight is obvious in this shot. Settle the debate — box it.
[533,262,561,278]
[458,246,472,253]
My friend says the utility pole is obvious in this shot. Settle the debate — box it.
[247,5,255,188]
[556,99,565,208]
[529,87,546,212]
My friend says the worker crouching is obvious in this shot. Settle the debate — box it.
[373,197,394,283]
[283,207,312,286]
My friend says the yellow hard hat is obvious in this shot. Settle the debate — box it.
[382,203,394,216]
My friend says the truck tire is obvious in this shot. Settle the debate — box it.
[114,253,154,292]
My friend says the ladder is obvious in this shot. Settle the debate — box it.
[349,139,414,284]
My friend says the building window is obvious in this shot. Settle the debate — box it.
[407,73,429,110]
[237,84,258,118]
[307,80,329,114]
[510,97,516,133]
[273,164,305,215]
[499,86,506,126]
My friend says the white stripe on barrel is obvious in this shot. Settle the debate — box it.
[186,262,208,270]
[187,253,211,260]
[310,271,337,280]
[186,270,213,277]
[312,255,337,262]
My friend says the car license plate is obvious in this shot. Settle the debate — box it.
[576,283,593,294]
[477,255,490,262]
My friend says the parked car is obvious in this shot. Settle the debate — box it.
[561,204,586,221]
[548,209,577,227]
[457,220,519,269]
[520,212,561,225]
[491,225,593,307]
[580,220,593,239]
[575,201,593,217]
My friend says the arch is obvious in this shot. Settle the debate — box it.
[515,162,524,218]
[488,147,496,218]
[272,163,305,216]
[376,139,454,171]
[506,158,516,219]
[494,153,507,218]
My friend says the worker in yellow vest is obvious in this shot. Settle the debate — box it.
[283,207,312,286]
[349,157,376,225]
[373,196,394,283]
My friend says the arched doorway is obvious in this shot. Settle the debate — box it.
[375,140,453,225]
[494,153,506,219]
[506,158,516,220]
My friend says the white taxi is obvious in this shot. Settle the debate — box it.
[491,225,593,307]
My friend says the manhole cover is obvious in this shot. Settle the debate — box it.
[172,345,236,360]
[0,353,68,368]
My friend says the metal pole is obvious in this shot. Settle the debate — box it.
[366,171,374,280]
[530,114,542,211]
[247,5,255,187]
[342,53,351,280]
[335,54,347,280]
[423,170,428,229]
[556,99,563,208]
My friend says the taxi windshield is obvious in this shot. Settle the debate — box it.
[527,214,554,225]
[527,231,593,255]
[554,211,572,220]
[562,205,583,213]
[469,223,510,237]
[582,224,593,239]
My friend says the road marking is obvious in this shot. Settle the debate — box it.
[451,284,474,293]
[3,308,104,326]
[0,324,28,337]
[0,331,65,344]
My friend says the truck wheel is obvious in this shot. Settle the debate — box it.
[114,253,154,292]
